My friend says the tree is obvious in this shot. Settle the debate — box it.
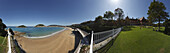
[95,16,104,26]
[0,18,6,29]
[114,8,125,26]
[147,0,169,31]
[114,8,124,20]
[103,11,114,20]
[0,18,7,37]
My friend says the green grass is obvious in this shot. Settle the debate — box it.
[107,26,170,53]
[0,36,7,53]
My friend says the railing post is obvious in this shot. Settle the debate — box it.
[90,31,93,53]
[7,28,12,53]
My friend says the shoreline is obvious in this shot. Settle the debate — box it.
[15,27,75,53]
[22,28,66,39]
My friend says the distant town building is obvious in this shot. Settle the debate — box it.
[129,17,148,25]
[139,17,148,25]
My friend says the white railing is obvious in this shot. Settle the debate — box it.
[74,40,82,53]
[77,28,90,44]
[7,28,12,53]
[90,31,93,53]
[89,28,122,53]
[77,28,88,37]
[93,28,121,51]
[93,28,121,44]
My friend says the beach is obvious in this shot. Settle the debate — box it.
[15,27,75,53]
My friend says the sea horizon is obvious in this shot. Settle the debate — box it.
[8,26,65,38]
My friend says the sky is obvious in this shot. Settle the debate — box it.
[0,0,170,26]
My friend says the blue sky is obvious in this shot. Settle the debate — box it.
[0,0,170,26]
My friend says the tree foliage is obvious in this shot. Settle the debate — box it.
[114,8,124,20]
[0,18,7,37]
[103,11,114,20]
[94,16,104,26]
[147,0,169,31]
[114,8,125,26]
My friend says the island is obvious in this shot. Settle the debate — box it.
[47,25,65,27]
[35,24,46,27]
[17,25,27,28]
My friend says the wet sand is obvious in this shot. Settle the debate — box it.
[15,28,75,53]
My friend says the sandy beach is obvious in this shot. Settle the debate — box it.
[15,27,75,53]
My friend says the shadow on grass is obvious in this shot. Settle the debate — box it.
[153,27,170,36]
[159,30,165,33]
[122,26,136,31]
[158,30,170,36]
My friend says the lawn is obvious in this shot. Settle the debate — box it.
[0,36,7,53]
[107,26,170,53]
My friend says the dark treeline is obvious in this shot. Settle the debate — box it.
[71,8,125,33]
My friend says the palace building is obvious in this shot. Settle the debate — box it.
[125,16,148,25]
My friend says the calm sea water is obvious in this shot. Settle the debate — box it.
[7,26,64,37]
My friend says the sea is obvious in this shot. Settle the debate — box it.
[7,26,65,38]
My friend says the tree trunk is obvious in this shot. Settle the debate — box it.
[158,18,160,31]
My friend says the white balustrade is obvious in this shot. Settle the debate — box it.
[89,27,122,53]
[7,28,12,53]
